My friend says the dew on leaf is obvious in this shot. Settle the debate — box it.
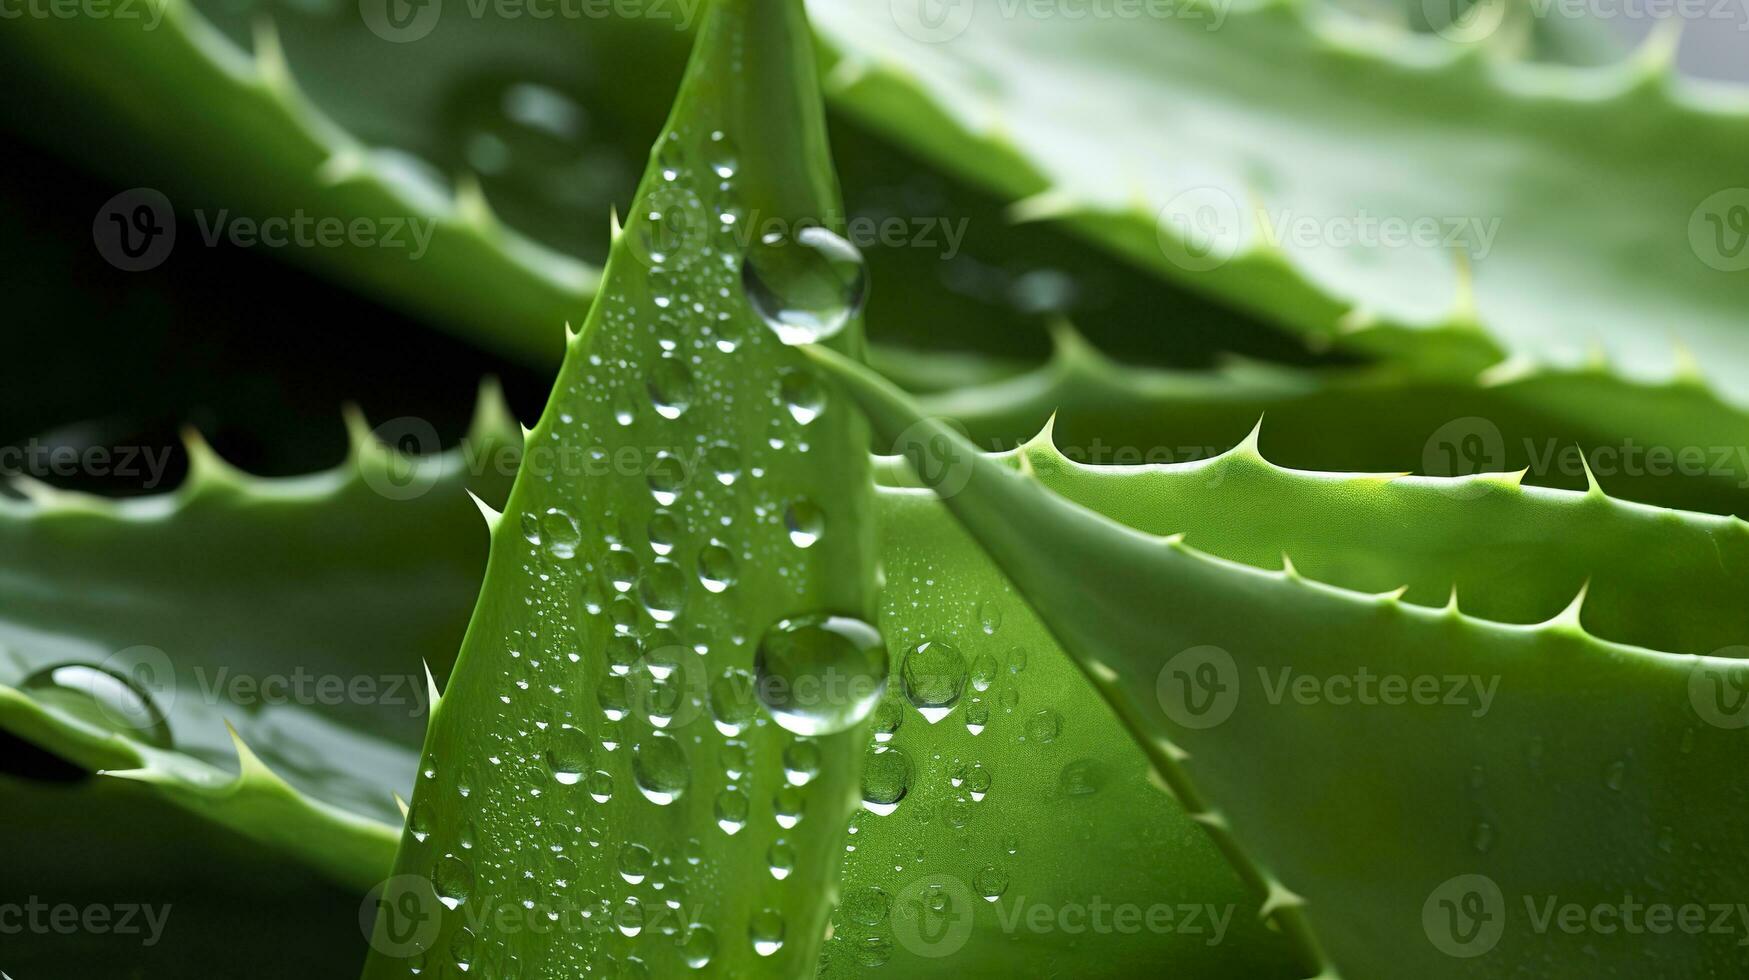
[753,614,888,736]
[901,639,969,724]
[20,662,173,749]
[741,226,868,345]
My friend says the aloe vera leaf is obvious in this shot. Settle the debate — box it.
[360,1,880,975]
[811,342,1749,978]
[1,2,1324,376]
[912,324,1749,519]
[0,387,515,825]
[811,2,1749,400]
[0,2,595,368]
[820,483,1303,977]
[874,433,1749,657]
[0,773,371,977]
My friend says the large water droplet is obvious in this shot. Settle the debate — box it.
[434,855,475,910]
[749,908,785,957]
[680,924,717,968]
[753,615,888,736]
[697,545,738,594]
[861,745,912,816]
[540,509,581,559]
[900,640,969,724]
[632,733,689,805]
[741,226,867,345]
[21,662,173,748]
[647,452,688,506]
[714,787,749,835]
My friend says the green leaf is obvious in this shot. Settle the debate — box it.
[810,341,1749,977]
[812,2,1749,401]
[362,2,881,975]
[0,773,371,978]
[822,483,1304,977]
[916,323,1749,518]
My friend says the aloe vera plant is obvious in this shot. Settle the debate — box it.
[5,0,1749,977]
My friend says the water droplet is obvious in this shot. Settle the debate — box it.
[754,615,888,736]
[843,886,891,927]
[872,700,903,743]
[774,786,804,829]
[617,842,654,884]
[741,226,867,345]
[540,509,581,559]
[749,908,784,957]
[587,769,614,803]
[973,865,1009,902]
[648,359,695,420]
[604,549,641,594]
[21,662,172,748]
[978,601,1002,635]
[1006,647,1029,674]
[708,131,738,180]
[778,370,826,425]
[783,740,821,786]
[632,733,689,805]
[680,924,717,968]
[637,560,688,623]
[861,745,912,815]
[1471,820,1496,854]
[704,443,741,486]
[964,699,990,736]
[434,855,475,910]
[407,801,433,843]
[545,726,593,785]
[901,640,968,724]
[709,668,758,736]
[1604,760,1626,791]
[647,511,680,557]
[647,452,688,506]
[714,786,748,834]
[1025,708,1062,744]
[697,545,738,593]
[615,897,646,937]
[767,840,795,880]
[783,500,824,548]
